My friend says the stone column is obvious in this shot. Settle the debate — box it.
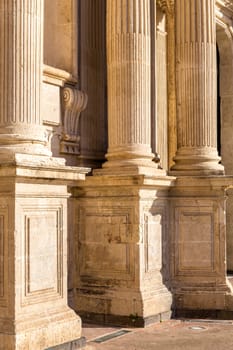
[0,1,87,348]
[101,0,158,174]
[0,0,50,157]
[171,0,224,175]
[79,0,107,169]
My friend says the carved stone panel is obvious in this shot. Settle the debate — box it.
[144,212,163,274]
[21,207,63,305]
[174,205,217,276]
[78,207,134,281]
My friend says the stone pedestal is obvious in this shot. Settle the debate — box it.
[69,175,174,326]
[0,154,88,349]
[167,0,233,319]
[170,177,233,317]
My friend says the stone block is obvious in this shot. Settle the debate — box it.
[0,157,89,349]
[70,175,173,324]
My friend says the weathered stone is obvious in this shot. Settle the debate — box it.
[2,1,233,348]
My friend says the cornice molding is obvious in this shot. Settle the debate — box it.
[43,64,78,87]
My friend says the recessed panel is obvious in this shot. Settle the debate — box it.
[78,208,134,280]
[26,213,58,293]
[22,207,63,305]
[144,213,163,273]
[175,208,214,274]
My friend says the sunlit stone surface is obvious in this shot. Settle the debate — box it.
[1,1,233,349]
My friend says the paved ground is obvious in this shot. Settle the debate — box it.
[82,319,233,349]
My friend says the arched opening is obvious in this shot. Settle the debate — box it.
[216,23,233,273]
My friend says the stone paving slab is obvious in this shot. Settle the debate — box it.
[82,320,233,350]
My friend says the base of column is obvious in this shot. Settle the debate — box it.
[169,176,233,318]
[0,155,89,350]
[0,124,52,157]
[170,147,224,175]
[45,338,86,350]
[174,308,233,320]
[100,146,164,176]
[69,174,174,327]
[76,152,106,170]
[94,164,166,177]
[0,309,83,350]
[172,286,233,319]
[78,310,172,327]
[74,289,173,328]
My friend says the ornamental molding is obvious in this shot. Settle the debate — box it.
[216,0,233,14]
[61,87,88,155]
[216,0,233,34]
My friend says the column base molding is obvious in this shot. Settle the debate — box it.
[0,153,89,181]
[78,310,172,328]
[171,147,224,176]
[102,146,163,175]
[174,308,233,320]
[73,288,173,328]
[0,124,52,157]
[0,310,82,350]
[173,289,233,320]
[94,165,166,177]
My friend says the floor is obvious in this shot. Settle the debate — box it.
[82,319,233,349]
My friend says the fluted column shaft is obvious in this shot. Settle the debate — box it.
[0,0,50,156]
[172,0,224,175]
[79,0,107,168]
[104,0,156,170]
